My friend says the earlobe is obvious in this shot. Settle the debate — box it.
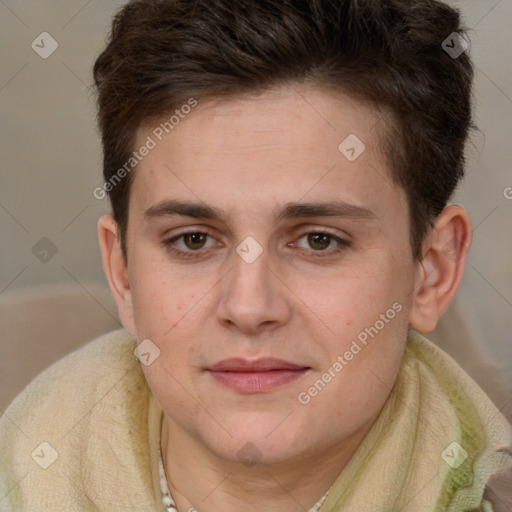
[97,215,136,333]
[409,205,472,333]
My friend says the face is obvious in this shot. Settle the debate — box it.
[121,85,419,465]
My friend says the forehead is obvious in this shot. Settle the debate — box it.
[129,85,404,224]
[149,86,386,154]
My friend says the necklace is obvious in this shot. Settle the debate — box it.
[158,448,331,512]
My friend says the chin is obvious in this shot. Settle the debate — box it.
[199,416,307,466]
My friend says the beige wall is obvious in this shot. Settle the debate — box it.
[1,1,511,381]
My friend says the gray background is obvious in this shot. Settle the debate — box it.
[1,1,511,380]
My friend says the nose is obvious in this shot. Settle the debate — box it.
[215,243,292,335]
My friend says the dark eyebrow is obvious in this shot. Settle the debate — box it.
[275,201,377,223]
[144,199,377,223]
[144,200,228,223]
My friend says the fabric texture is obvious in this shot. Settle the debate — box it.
[0,328,510,511]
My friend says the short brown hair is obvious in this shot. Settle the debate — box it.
[93,0,474,261]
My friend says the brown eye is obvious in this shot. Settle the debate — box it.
[162,231,221,260]
[183,232,208,250]
[293,231,351,256]
[307,233,334,251]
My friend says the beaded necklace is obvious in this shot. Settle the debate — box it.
[158,448,331,512]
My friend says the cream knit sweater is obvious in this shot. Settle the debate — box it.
[1,328,511,511]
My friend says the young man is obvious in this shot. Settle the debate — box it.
[1,1,511,511]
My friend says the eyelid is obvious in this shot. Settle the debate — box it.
[161,226,352,260]
[162,226,220,243]
[159,228,223,259]
[290,224,353,243]
[290,231,351,253]
[173,232,217,247]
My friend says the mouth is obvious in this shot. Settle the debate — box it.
[206,358,311,393]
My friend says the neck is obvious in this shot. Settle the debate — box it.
[160,416,375,512]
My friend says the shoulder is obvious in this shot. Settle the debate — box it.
[0,329,153,509]
[0,328,145,435]
[403,330,512,511]
[403,329,511,440]
[2,328,142,416]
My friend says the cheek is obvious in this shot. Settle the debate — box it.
[128,246,200,334]
[128,257,211,378]
[295,258,411,370]
[294,266,392,332]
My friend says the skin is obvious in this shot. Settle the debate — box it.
[98,84,472,511]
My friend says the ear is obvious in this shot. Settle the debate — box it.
[409,205,472,333]
[97,215,136,334]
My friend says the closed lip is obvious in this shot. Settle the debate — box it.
[207,358,309,372]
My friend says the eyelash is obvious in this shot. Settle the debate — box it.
[161,232,220,260]
[160,230,352,260]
